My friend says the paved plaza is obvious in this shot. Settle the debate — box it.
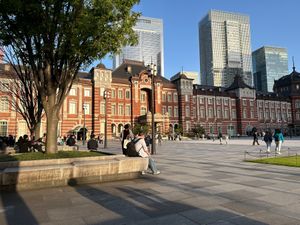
[1,138,300,225]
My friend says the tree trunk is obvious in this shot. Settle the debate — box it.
[43,92,60,154]
[34,121,41,140]
[45,110,59,153]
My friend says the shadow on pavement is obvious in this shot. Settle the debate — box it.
[73,183,269,225]
[0,154,39,225]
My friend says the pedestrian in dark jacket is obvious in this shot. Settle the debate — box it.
[87,134,98,150]
[66,135,79,150]
[252,131,260,145]
[263,131,272,153]
[19,135,30,153]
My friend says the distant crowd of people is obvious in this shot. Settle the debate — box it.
[0,132,105,153]
[252,128,284,155]
[0,125,288,163]
[167,133,181,141]
[0,134,46,153]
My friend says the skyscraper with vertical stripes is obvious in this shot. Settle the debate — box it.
[113,16,164,76]
[199,10,253,87]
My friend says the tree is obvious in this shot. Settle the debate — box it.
[133,123,149,136]
[175,125,183,135]
[0,0,140,153]
[191,124,205,137]
[0,47,43,139]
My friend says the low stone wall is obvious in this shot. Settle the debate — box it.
[0,155,148,191]
[57,145,78,151]
[0,145,77,155]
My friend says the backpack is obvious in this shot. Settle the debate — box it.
[126,138,141,157]
[67,138,75,146]
[274,134,280,142]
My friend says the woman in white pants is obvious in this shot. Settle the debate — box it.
[274,129,284,155]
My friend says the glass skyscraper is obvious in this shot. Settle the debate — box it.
[199,10,253,87]
[113,16,164,76]
[252,46,288,92]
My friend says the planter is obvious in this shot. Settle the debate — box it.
[0,155,148,191]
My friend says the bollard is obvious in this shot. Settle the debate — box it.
[259,149,262,159]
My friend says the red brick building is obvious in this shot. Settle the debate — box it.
[0,60,298,138]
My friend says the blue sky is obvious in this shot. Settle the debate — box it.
[94,0,300,79]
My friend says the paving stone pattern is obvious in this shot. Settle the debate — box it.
[1,138,300,225]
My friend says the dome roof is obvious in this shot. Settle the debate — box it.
[96,63,106,69]
[275,67,300,87]
[179,73,188,79]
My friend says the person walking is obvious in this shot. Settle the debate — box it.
[120,124,134,155]
[134,131,160,175]
[218,132,223,145]
[263,131,272,153]
[157,133,162,145]
[274,129,284,155]
[224,135,229,145]
[252,131,260,145]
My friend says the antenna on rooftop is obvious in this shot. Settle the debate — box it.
[292,56,296,72]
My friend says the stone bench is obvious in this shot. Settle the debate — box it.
[0,146,76,155]
[0,147,16,155]
[0,155,148,191]
[57,145,78,151]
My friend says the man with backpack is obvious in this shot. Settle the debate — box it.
[67,135,79,151]
[274,129,284,155]
[128,131,160,175]
[120,124,134,155]
[87,134,98,151]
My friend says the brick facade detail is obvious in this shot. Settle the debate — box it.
[0,61,299,139]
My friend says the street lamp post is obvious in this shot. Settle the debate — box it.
[214,89,217,137]
[103,90,109,148]
[82,104,86,145]
[148,63,157,155]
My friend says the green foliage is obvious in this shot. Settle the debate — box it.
[133,123,149,135]
[248,156,300,167]
[0,0,140,66]
[174,125,183,134]
[0,151,107,162]
[0,0,140,153]
[191,124,205,136]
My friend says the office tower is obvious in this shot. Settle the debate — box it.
[113,16,164,76]
[252,46,288,92]
[199,10,253,87]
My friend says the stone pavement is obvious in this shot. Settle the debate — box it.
[1,139,300,225]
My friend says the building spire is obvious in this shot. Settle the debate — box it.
[181,66,184,74]
[292,56,296,72]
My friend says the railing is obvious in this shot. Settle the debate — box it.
[244,147,299,161]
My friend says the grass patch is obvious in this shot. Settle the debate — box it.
[248,156,300,167]
[0,151,109,162]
